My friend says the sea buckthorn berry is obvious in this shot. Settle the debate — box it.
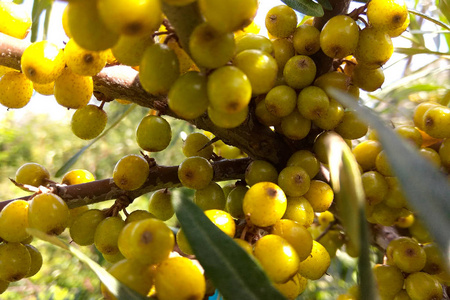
[355,27,393,69]
[125,210,155,224]
[198,0,258,33]
[274,273,308,300]
[361,171,388,205]
[113,154,150,191]
[97,0,162,36]
[318,211,335,228]
[297,240,331,280]
[0,71,33,109]
[0,2,31,39]
[245,160,278,186]
[233,238,253,255]
[102,259,155,298]
[287,150,320,179]
[272,38,295,70]
[297,86,330,120]
[120,218,174,264]
[0,242,31,282]
[112,34,155,67]
[207,66,251,114]
[28,193,69,235]
[312,99,345,130]
[168,72,209,120]
[304,180,334,212]
[204,209,236,238]
[293,24,320,56]
[314,71,352,95]
[71,105,108,140]
[149,189,175,220]
[155,257,206,300]
[439,138,450,170]
[225,185,248,219]
[21,41,65,84]
[405,272,443,300]
[312,131,335,164]
[139,43,180,95]
[413,101,440,130]
[351,64,385,92]
[33,81,54,96]
[352,140,382,171]
[136,115,172,152]
[67,205,89,228]
[272,219,313,262]
[419,147,441,168]
[394,125,423,147]
[189,23,235,69]
[25,244,43,278]
[409,219,433,244]
[64,39,108,76]
[278,166,311,197]
[375,150,394,176]
[194,182,226,211]
[62,169,95,185]
[384,177,408,209]
[208,106,249,129]
[265,5,297,38]
[264,85,297,118]
[182,132,213,159]
[283,55,316,89]
[236,33,273,54]
[54,68,93,109]
[15,162,50,188]
[280,111,311,141]
[423,243,448,275]
[373,264,404,298]
[422,105,450,139]
[0,200,30,242]
[367,0,409,33]
[176,228,194,255]
[255,99,282,126]
[178,156,213,190]
[94,216,125,255]
[283,196,314,227]
[334,110,369,140]
[392,238,427,273]
[67,0,119,51]
[243,182,287,227]
[320,15,359,59]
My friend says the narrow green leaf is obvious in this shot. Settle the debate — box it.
[26,228,149,300]
[280,0,324,17]
[328,88,450,264]
[438,0,450,23]
[55,104,137,177]
[172,196,286,300]
[316,0,332,11]
[394,47,450,56]
[408,9,450,31]
[42,4,52,41]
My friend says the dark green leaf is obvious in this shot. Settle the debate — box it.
[281,0,324,17]
[172,196,286,300]
[316,0,332,11]
[55,104,137,177]
[27,228,149,300]
[328,88,450,265]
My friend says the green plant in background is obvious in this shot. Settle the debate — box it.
[0,0,449,299]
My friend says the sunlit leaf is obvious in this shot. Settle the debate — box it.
[55,104,137,177]
[409,8,450,31]
[172,196,286,300]
[30,0,53,42]
[394,47,450,56]
[26,228,149,300]
[281,0,324,17]
[328,88,450,265]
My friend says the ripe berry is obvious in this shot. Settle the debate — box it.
[373,264,404,298]
[112,34,155,67]
[395,125,423,147]
[24,244,43,278]
[28,193,70,235]
[422,105,450,138]
[439,138,450,170]
[33,81,54,96]
[280,111,311,140]
[194,182,226,211]
[71,105,108,140]
[375,150,394,176]
[272,219,313,262]
[245,160,278,186]
[168,71,209,120]
[139,43,179,95]
[283,55,316,89]
[352,140,382,171]
[136,115,172,152]
[189,23,235,69]
[236,33,273,55]
[304,180,334,212]
[320,15,359,59]
[97,0,162,36]
[293,24,321,56]
[265,85,297,118]
[355,27,393,68]
[178,156,213,190]
[64,39,108,76]
[125,210,155,224]
[207,105,249,128]
[0,71,33,109]
[0,242,31,282]
[207,66,251,114]
[413,101,440,130]
[155,257,206,300]
[297,240,331,280]
[334,110,369,140]
[286,150,320,179]
[367,0,409,33]
[297,86,330,120]
[233,49,278,95]
[361,171,388,205]
[255,99,282,126]
[243,182,287,227]
[278,166,311,197]
[54,68,93,109]
[15,162,50,188]
[0,2,31,39]
[61,169,95,185]
[94,216,125,255]
[148,189,175,221]
[405,272,443,300]
[392,238,427,273]
[176,228,194,255]
[0,200,30,243]
[67,0,119,51]
[274,273,308,300]
[272,38,295,70]
[265,5,298,38]
[204,209,236,238]
[254,234,300,283]
[225,185,248,219]
[21,41,65,84]
[351,64,385,92]
[113,154,150,191]
[283,196,314,227]
[182,132,213,159]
